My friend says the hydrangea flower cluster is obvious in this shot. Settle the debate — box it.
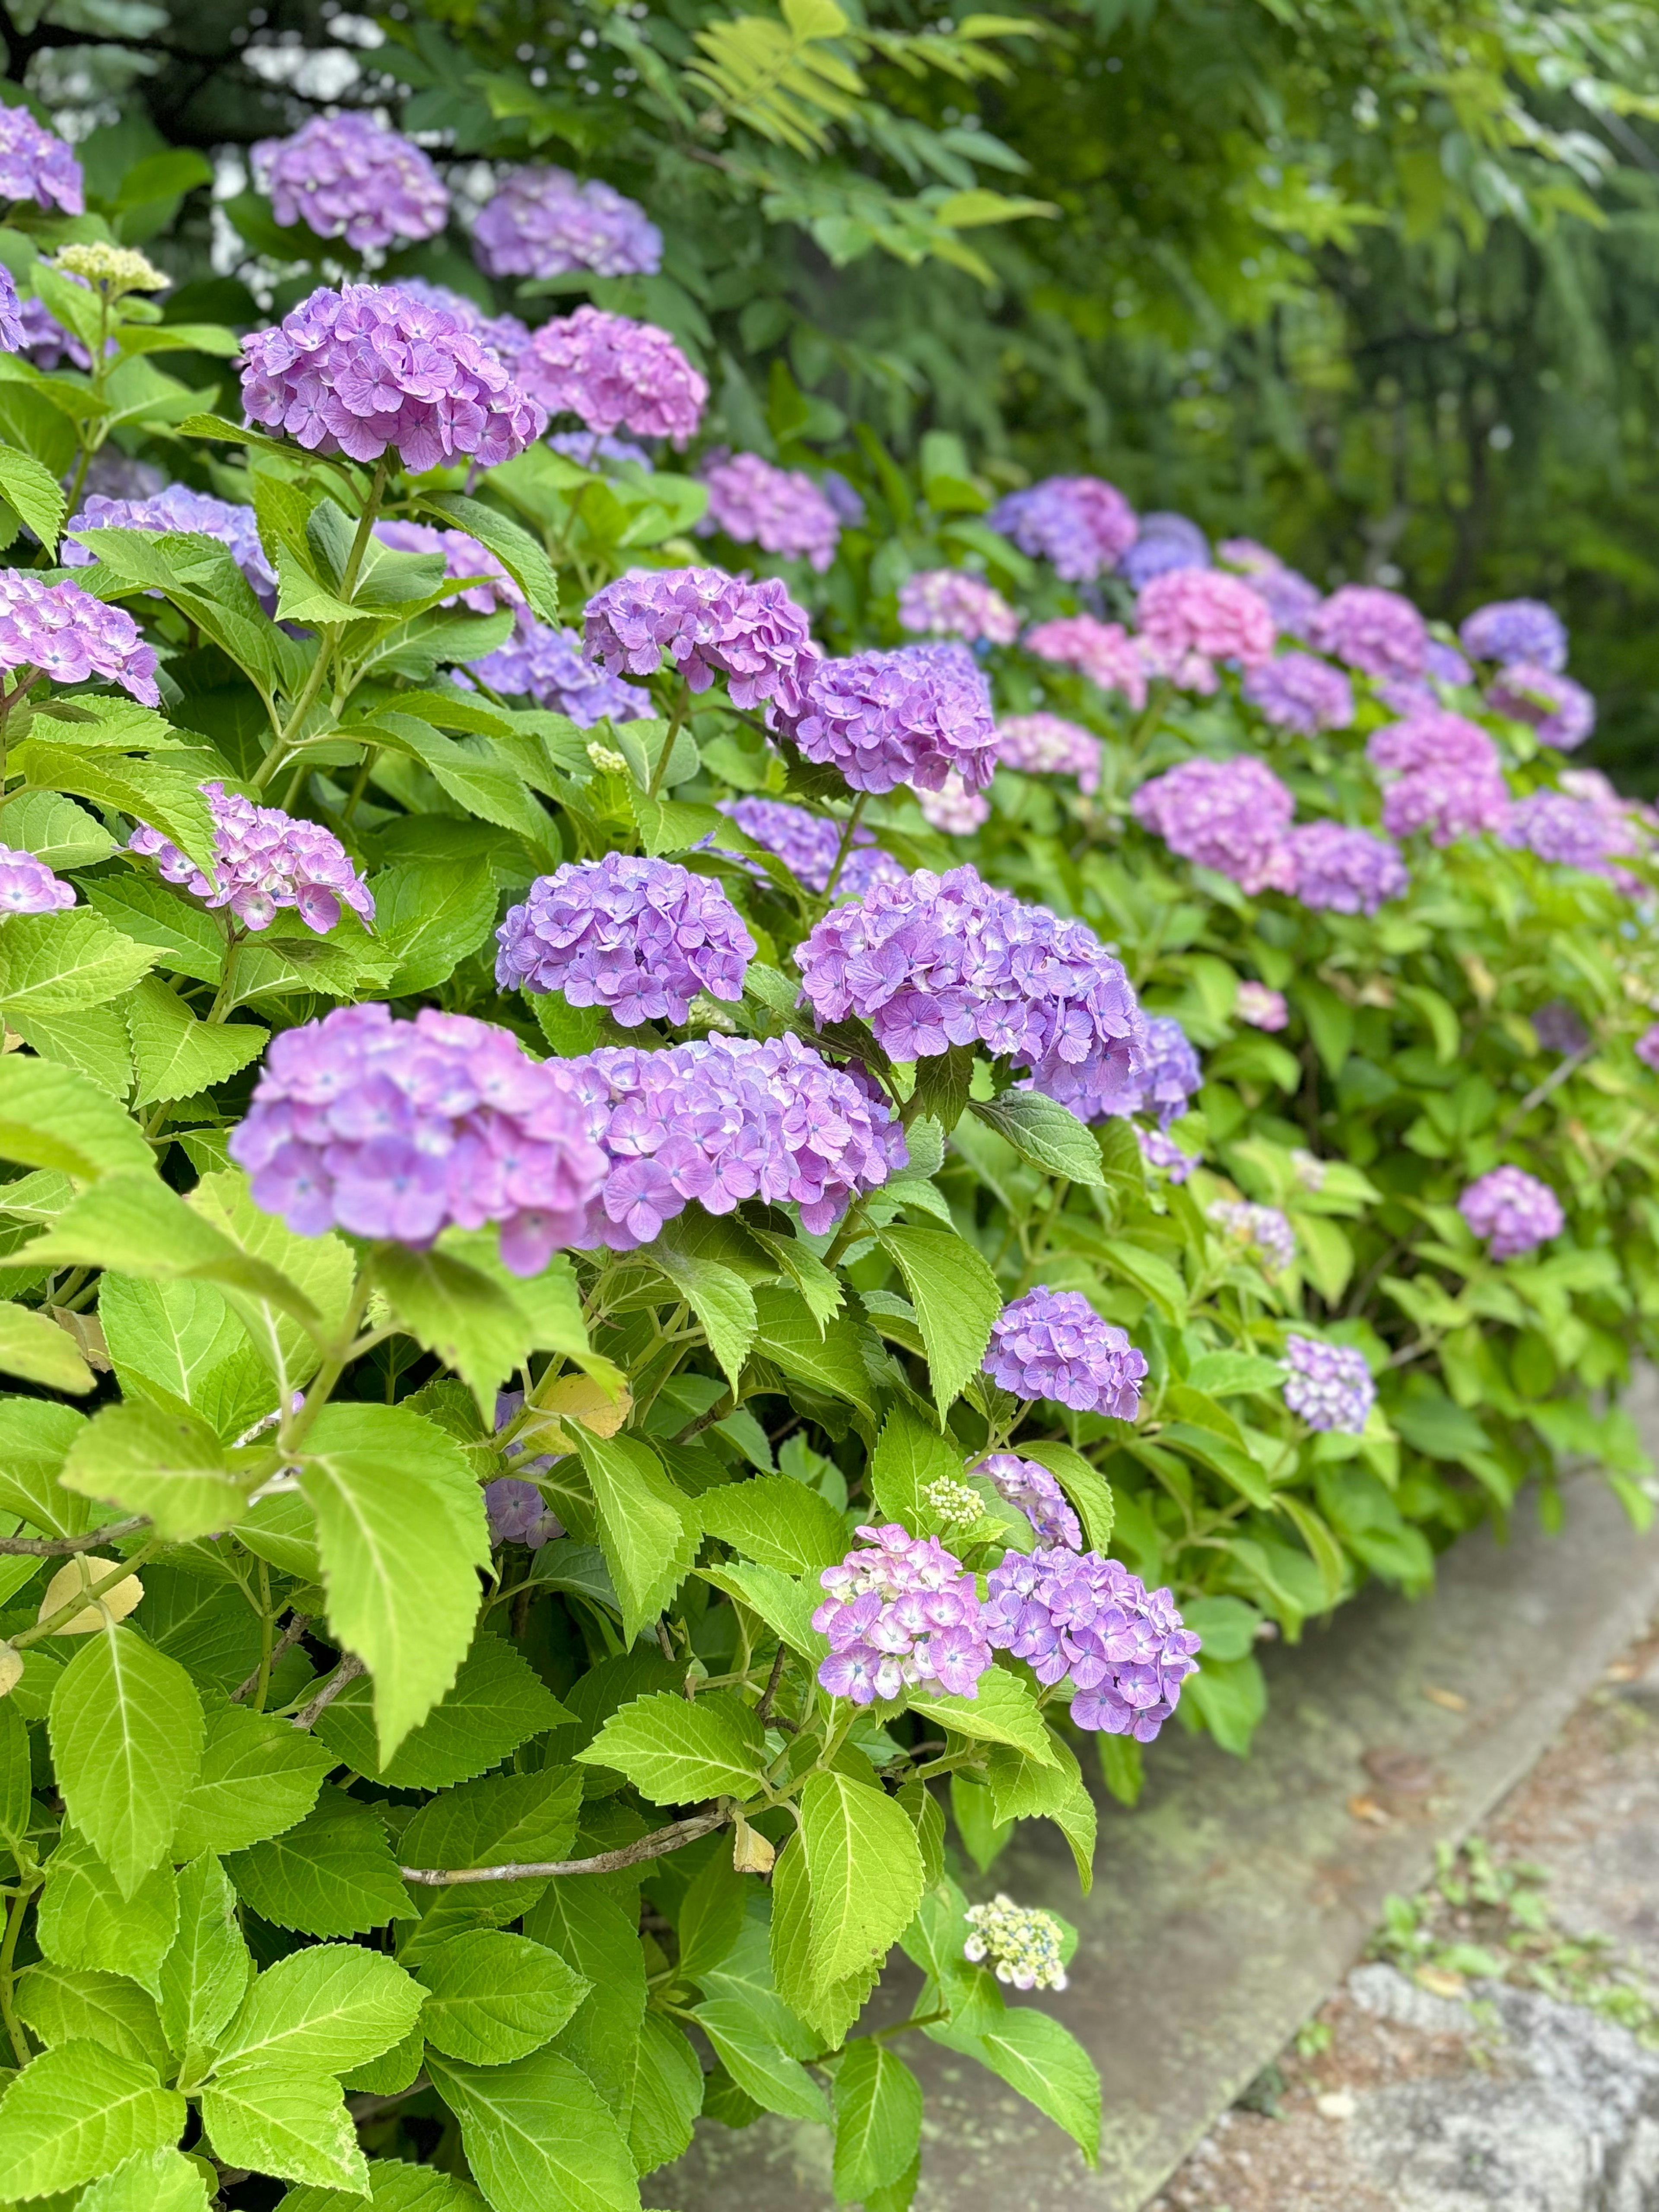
[813,1524,992,1704]
[1220,540,1324,635]
[0,107,82,213]
[241,284,545,473]
[484,1477,564,1550]
[1138,1127,1200,1182]
[1486,665,1595,751]
[897,568,1020,647]
[475,611,650,725]
[982,1546,1200,1738]
[698,453,841,572]
[1636,1023,1659,1072]
[1021,615,1147,709]
[984,1287,1148,1416]
[1098,1012,1201,1129]
[795,866,1146,1109]
[0,266,20,355]
[1236,981,1288,1030]
[1367,710,1510,846]
[1502,791,1618,870]
[1242,652,1355,734]
[583,566,817,714]
[130,782,375,936]
[1533,1002,1589,1056]
[391,278,528,364]
[473,166,661,280]
[989,477,1138,581]
[964,1897,1071,1992]
[495,853,754,1025]
[515,308,706,445]
[1136,567,1277,668]
[373,520,523,615]
[1309,585,1427,679]
[230,1004,610,1273]
[715,797,905,900]
[1559,768,1659,893]
[0,845,73,914]
[993,713,1101,791]
[1134,635,1218,695]
[974,1453,1081,1548]
[254,115,448,251]
[1132,756,1297,894]
[778,642,998,797]
[1459,1165,1564,1259]
[1286,821,1411,915]
[1426,640,1472,686]
[1120,510,1210,589]
[1283,1335,1375,1434]
[916,770,992,835]
[16,292,86,372]
[1208,1200,1296,1272]
[560,1033,904,1245]
[1459,598,1567,672]
[65,487,279,608]
[549,429,655,471]
[0,571,159,705]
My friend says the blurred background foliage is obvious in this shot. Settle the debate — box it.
[9,0,1659,779]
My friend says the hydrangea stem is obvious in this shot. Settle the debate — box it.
[646,681,690,798]
[820,793,869,904]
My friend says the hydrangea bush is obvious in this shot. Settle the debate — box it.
[0,129,1647,2212]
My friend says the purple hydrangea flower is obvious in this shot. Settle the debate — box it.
[241,283,545,474]
[559,1032,904,1245]
[475,611,650,725]
[1208,1199,1296,1272]
[994,713,1101,792]
[1022,615,1147,708]
[253,114,447,252]
[1283,1334,1374,1434]
[1459,1165,1564,1260]
[1367,709,1498,777]
[515,308,706,446]
[67,488,278,608]
[795,865,1147,1112]
[485,1476,564,1549]
[1137,567,1277,669]
[982,1545,1199,1739]
[1236,980,1288,1030]
[820,471,866,527]
[0,845,73,914]
[1119,510,1210,589]
[775,642,998,797]
[1382,763,1511,846]
[0,570,158,705]
[1132,756,1296,894]
[974,1452,1082,1548]
[1242,651,1354,734]
[1425,640,1472,686]
[1635,1023,1659,1072]
[1138,1126,1200,1181]
[715,796,906,900]
[698,452,841,573]
[989,477,1138,582]
[473,166,661,280]
[814,1523,992,1704]
[1459,598,1567,673]
[1502,791,1621,870]
[78,451,162,502]
[0,107,82,214]
[1093,1011,1200,1129]
[373,520,524,615]
[130,781,375,935]
[985,1287,1148,1416]
[916,771,991,835]
[549,429,655,471]
[495,853,754,1025]
[389,277,528,363]
[583,565,817,714]
[1559,768,1659,893]
[898,568,1020,647]
[229,1004,611,1271]
[0,265,21,355]
[1533,1002,1589,1056]
[1486,664,1595,752]
[17,292,87,372]
[1286,821,1411,916]
[1219,540,1324,636]
[1309,585,1427,679]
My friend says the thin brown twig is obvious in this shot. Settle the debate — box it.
[399,1807,728,1885]
[232,1614,311,1706]
[754,1643,788,1727]
[291,1651,366,1731]
[0,1516,147,1557]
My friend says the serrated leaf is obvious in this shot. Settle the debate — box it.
[0,440,66,549]
[201,2059,366,2193]
[698,1473,848,1576]
[35,1831,178,1997]
[373,858,499,997]
[692,1998,829,2123]
[77,2145,213,2211]
[187,1168,355,1399]
[801,1770,925,1985]
[173,1702,337,1858]
[124,976,267,1107]
[647,1244,756,1388]
[969,1089,1106,1184]
[0,1053,154,1181]
[426,2047,641,2212]
[769,1834,877,2047]
[0,1298,93,1392]
[624,2012,704,2176]
[13,1964,172,2076]
[298,1402,492,1760]
[219,1944,425,2075]
[750,1287,880,1420]
[226,1786,413,1938]
[61,1398,255,1538]
[419,493,561,627]
[158,1852,253,2060]
[374,1244,533,1424]
[869,1401,966,1528]
[416,1930,587,2065]
[399,1767,584,1901]
[578,1688,766,1805]
[924,1662,1058,1763]
[276,2160,487,2210]
[572,1430,698,1643]
[0,2041,185,2199]
[48,1624,205,1898]
[1017,1438,1116,1553]
[929,2005,1101,2165]
[313,1630,570,1790]
[877,1224,1002,1412]
[833,2037,924,2202]
[696,1558,826,1663]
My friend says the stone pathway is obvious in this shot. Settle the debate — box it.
[1151,1623,1659,2212]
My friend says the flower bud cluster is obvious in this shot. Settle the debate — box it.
[982,1545,1199,1738]
[813,1523,992,1703]
[984,1287,1148,1416]
[964,1897,1071,1991]
[495,853,755,1026]
[130,782,375,936]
